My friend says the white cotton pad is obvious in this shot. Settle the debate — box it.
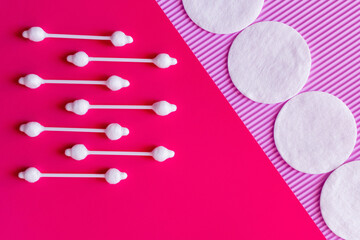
[320,161,360,239]
[274,91,357,174]
[228,21,311,104]
[182,0,263,34]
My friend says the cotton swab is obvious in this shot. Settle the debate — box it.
[18,167,127,184]
[65,99,177,116]
[19,122,129,140]
[18,74,130,91]
[65,144,175,162]
[22,27,133,47]
[67,51,177,68]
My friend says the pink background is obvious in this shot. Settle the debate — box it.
[157,0,360,239]
[0,0,331,239]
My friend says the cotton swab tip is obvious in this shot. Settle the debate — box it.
[18,172,24,179]
[153,53,177,68]
[18,77,24,84]
[170,104,177,112]
[65,144,88,160]
[110,31,133,47]
[65,149,71,157]
[20,122,44,137]
[127,36,133,43]
[123,80,130,87]
[19,167,41,183]
[23,27,46,42]
[152,146,175,162]
[152,101,177,116]
[106,75,130,91]
[67,51,89,67]
[105,123,129,140]
[22,31,28,38]
[122,127,130,136]
[65,99,90,115]
[105,168,127,184]
[65,103,72,111]
[18,74,43,89]
[121,172,128,180]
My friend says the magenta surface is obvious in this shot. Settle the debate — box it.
[157,0,360,239]
[0,0,327,239]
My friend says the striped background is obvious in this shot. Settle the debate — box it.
[156,0,360,239]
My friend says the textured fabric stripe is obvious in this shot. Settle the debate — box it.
[156,0,360,239]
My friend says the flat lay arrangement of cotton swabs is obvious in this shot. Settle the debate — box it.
[19,26,177,185]
[181,0,358,239]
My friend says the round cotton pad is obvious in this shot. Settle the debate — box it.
[320,161,360,239]
[274,91,357,174]
[182,0,263,34]
[228,21,311,104]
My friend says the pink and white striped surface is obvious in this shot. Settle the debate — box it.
[156,0,360,239]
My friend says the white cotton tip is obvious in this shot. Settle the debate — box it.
[152,101,177,116]
[105,168,127,184]
[126,36,133,43]
[106,75,130,91]
[65,144,88,160]
[19,122,44,137]
[65,99,90,115]
[110,31,133,47]
[152,146,175,162]
[18,167,41,183]
[22,27,46,42]
[105,123,129,140]
[18,74,43,89]
[152,53,177,68]
[67,51,89,67]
